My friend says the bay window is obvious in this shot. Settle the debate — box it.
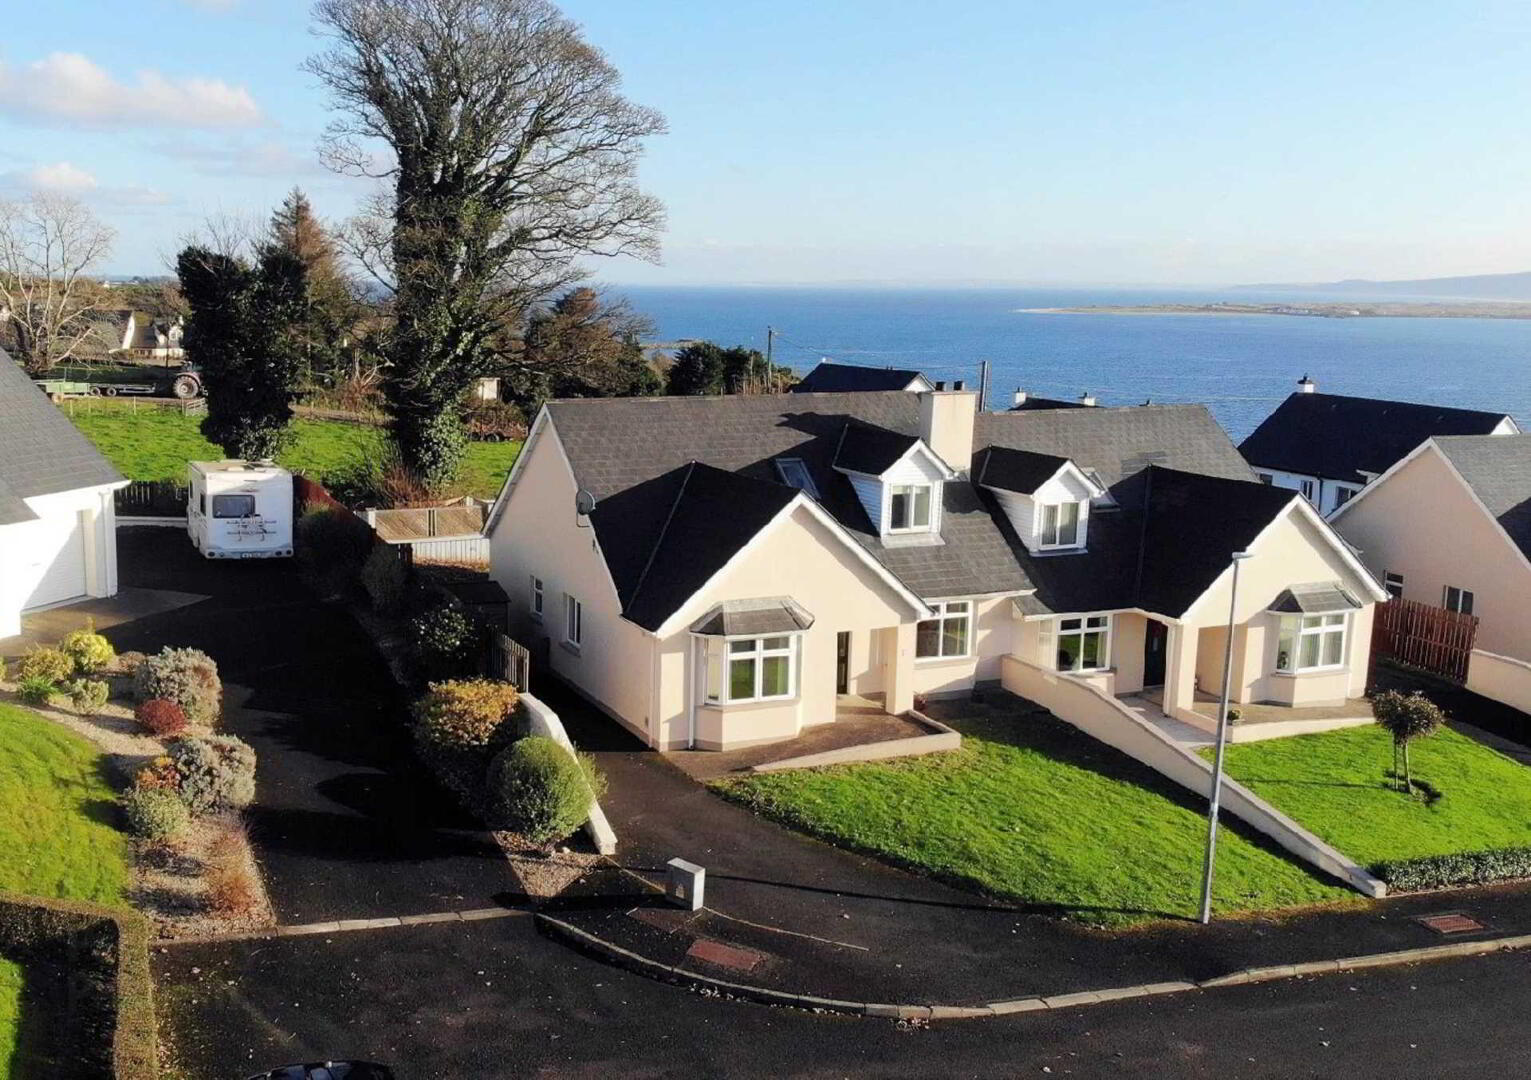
[1056,615,1110,671]
[916,600,972,660]
[1276,612,1347,672]
[705,635,798,704]
[889,484,933,532]
[1039,501,1083,548]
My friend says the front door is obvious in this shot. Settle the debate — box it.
[1143,620,1168,687]
[836,631,851,694]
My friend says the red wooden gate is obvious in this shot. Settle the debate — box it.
[1371,597,1478,683]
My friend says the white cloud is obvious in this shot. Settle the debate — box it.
[0,53,261,129]
[0,162,172,210]
[26,162,99,193]
[150,138,326,178]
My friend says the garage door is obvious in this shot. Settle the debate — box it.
[21,511,88,611]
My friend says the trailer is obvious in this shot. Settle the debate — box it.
[186,461,294,559]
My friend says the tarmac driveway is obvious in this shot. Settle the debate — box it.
[102,527,515,924]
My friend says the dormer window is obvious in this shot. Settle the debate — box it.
[889,484,933,532]
[1038,501,1082,548]
[976,447,1103,556]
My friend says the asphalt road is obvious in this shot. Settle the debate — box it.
[155,915,1531,1079]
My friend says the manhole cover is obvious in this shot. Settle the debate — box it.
[686,938,769,973]
[1416,912,1484,935]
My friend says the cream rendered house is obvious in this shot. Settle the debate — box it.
[1331,434,1531,714]
[487,389,1386,751]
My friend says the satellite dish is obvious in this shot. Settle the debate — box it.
[575,489,598,516]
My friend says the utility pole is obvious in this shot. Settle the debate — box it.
[765,326,776,395]
[978,359,991,412]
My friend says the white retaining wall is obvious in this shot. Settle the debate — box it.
[1467,649,1531,718]
[1001,656,1386,898]
[520,692,618,855]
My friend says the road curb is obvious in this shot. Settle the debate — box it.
[158,906,526,946]
[534,913,1531,1021]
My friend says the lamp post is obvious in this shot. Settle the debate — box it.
[1199,550,1254,925]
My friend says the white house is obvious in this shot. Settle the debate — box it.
[0,348,126,639]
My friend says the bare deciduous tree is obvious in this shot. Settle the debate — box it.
[0,194,115,374]
[306,0,666,490]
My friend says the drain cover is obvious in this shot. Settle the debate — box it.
[1416,912,1484,935]
[686,938,769,973]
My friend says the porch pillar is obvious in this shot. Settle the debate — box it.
[883,623,917,715]
[1163,621,1198,721]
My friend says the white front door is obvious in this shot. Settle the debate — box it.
[19,509,88,610]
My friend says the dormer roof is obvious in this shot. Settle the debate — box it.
[975,447,1104,498]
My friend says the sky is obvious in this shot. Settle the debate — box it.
[4,0,1531,285]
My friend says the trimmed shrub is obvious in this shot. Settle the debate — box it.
[204,826,261,916]
[18,646,74,684]
[65,678,111,714]
[296,505,375,596]
[487,736,598,845]
[414,679,519,752]
[131,756,181,794]
[60,622,115,674]
[409,601,483,680]
[114,651,147,676]
[361,544,409,613]
[16,676,56,706]
[121,788,190,842]
[134,698,188,738]
[134,647,221,728]
[1375,846,1531,891]
[168,734,257,815]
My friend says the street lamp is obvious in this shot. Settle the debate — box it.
[1199,550,1254,925]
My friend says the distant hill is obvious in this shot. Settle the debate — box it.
[1236,270,1531,301]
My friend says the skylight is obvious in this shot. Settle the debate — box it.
[774,458,820,498]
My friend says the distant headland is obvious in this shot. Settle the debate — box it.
[1021,300,1531,320]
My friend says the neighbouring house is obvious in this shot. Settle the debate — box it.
[1010,389,1098,410]
[1331,434,1531,713]
[92,309,185,361]
[0,348,127,639]
[1239,374,1518,516]
[790,360,935,393]
[487,387,1386,751]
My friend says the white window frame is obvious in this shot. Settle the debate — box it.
[1275,611,1348,673]
[564,594,583,649]
[916,600,973,661]
[1383,572,1404,599]
[704,634,799,704]
[1331,484,1360,510]
[1443,586,1474,615]
[887,483,934,533]
[1298,478,1316,501]
[1038,500,1085,550]
[774,457,820,498]
[530,575,544,621]
[1055,614,1111,672]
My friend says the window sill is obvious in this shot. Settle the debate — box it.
[1031,547,1087,558]
[701,697,799,712]
[1059,667,1114,677]
[559,640,582,658]
[1270,667,1347,679]
[915,654,974,667]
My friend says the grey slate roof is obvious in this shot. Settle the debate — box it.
[974,447,1071,495]
[834,422,918,475]
[1433,435,1531,559]
[691,597,816,636]
[1240,391,1513,485]
[546,393,1289,628]
[0,348,123,525]
[790,361,925,393]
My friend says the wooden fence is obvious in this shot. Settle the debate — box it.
[1371,596,1479,683]
[115,479,187,517]
[491,632,532,692]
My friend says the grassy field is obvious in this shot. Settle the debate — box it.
[714,705,1354,926]
[64,398,521,500]
[1210,724,1531,867]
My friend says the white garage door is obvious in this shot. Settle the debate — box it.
[20,511,88,611]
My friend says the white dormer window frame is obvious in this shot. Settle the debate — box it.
[1037,499,1086,550]
[981,457,1103,556]
[887,482,934,532]
[837,439,952,538]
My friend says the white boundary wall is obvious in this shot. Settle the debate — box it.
[1468,649,1531,717]
[520,692,618,855]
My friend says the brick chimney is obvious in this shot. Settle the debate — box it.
[919,388,977,474]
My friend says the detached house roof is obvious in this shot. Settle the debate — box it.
[1432,435,1531,559]
[1239,391,1514,485]
[790,361,930,393]
[0,348,123,525]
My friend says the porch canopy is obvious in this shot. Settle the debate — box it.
[690,597,815,637]
[1267,581,1362,614]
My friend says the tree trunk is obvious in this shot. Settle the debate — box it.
[1403,739,1413,795]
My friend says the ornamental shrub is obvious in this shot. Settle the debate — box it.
[1372,689,1447,794]
[18,646,73,684]
[487,736,601,845]
[59,622,115,674]
[135,647,222,728]
[1375,846,1531,891]
[121,787,190,842]
[361,544,409,613]
[134,698,188,738]
[409,601,483,680]
[132,756,182,794]
[16,676,56,706]
[168,734,257,815]
[114,651,147,676]
[413,679,520,753]
[65,678,110,714]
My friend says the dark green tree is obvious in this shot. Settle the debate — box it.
[267,187,359,387]
[308,0,666,491]
[177,245,307,460]
[509,287,659,410]
[665,341,778,395]
[1371,689,1447,794]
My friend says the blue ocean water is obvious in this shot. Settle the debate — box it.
[617,286,1531,441]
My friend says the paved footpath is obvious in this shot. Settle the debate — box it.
[534,676,1531,1007]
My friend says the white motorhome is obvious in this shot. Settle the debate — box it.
[187,461,294,559]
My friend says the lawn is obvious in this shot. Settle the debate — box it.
[64,398,521,500]
[1209,724,1531,868]
[0,703,129,907]
[714,705,1355,926]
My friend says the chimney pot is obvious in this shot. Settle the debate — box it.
[952,380,965,391]
[935,380,947,391]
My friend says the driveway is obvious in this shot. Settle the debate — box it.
[99,527,516,924]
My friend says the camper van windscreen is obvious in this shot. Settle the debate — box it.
[212,494,257,519]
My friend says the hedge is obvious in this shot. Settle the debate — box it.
[0,892,156,1079]
[1374,845,1531,891]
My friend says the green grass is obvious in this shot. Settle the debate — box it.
[714,706,1354,926]
[0,704,129,907]
[1209,724,1531,867]
[0,958,18,1080]
[65,398,521,500]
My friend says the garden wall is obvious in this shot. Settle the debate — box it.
[1467,649,1531,718]
[521,693,618,855]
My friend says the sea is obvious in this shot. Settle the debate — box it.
[616,286,1531,441]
